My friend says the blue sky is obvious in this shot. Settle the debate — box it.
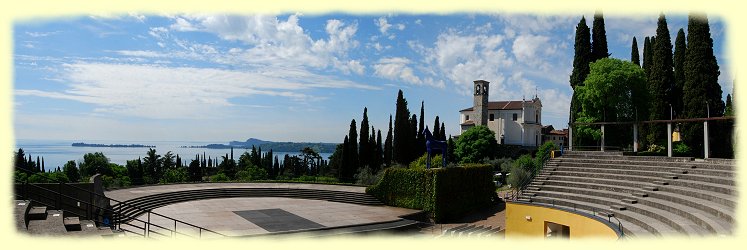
[13,13,732,143]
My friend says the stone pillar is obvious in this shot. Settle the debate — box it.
[569,124,573,151]
[704,121,710,159]
[667,123,673,157]
[600,124,605,152]
[633,124,639,152]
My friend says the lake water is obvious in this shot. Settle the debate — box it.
[14,139,332,169]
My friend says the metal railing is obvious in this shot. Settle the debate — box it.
[13,167,225,239]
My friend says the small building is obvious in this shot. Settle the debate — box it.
[459,80,543,147]
[542,125,569,148]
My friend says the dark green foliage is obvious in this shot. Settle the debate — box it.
[439,122,446,141]
[359,108,370,169]
[366,164,494,222]
[218,153,238,179]
[682,14,723,157]
[161,168,188,183]
[417,101,426,158]
[673,28,687,117]
[570,16,592,90]
[79,152,113,177]
[373,130,383,171]
[188,156,202,182]
[433,116,441,140]
[725,94,733,116]
[327,143,344,178]
[384,115,393,167]
[591,12,610,62]
[63,160,80,183]
[409,114,418,163]
[672,141,692,157]
[393,90,411,164]
[446,137,456,163]
[143,148,161,183]
[643,37,652,80]
[343,119,359,180]
[576,58,649,147]
[631,37,640,66]
[125,159,144,185]
[454,126,498,163]
[647,14,675,145]
[507,154,535,188]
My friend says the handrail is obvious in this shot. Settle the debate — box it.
[13,166,226,238]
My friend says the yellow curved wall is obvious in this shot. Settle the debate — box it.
[505,202,619,239]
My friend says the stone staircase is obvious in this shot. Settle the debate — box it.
[518,151,736,237]
[14,200,121,237]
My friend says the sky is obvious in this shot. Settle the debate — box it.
[13,13,733,143]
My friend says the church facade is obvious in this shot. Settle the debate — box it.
[459,80,543,147]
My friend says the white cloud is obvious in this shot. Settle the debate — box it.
[373,57,442,88]
[375,17,392,34]
[128,13,146,22]
[512,34,556,66]
[25,31,60,37]
[16,63,378,119]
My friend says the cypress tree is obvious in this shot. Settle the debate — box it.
[359,107,370,168]
[447,137,456,163]
[440,122,446,141]
[673,28,687,117]
[570,16,592,89]
[682,13,723,157]
[375,129,383,171]
[643,36,652,79]
[591,11,610,62]
[341,135,349,179]
[347,119,359,179]
[631,37,640,66]
[433,116,441,139]
[36,156,40,173]
[410,114,418,162]
[647,13,675,145]
[418,101,426,157]
[569,16,592,146]
[384,115,393,167]
[393,90,410,164]
[725,94,733,116]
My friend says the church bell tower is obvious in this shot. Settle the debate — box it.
[473,80,489,126]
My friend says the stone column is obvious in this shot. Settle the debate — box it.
[633,124,639,152]
[704,121,710,159]
[601,124,605,152]
[667,123,672,157]
[569,124,573,151]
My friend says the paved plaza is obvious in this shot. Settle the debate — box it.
[108,183,419,238]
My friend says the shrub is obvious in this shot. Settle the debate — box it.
[673,142,692,157]
[535,141,558,167]
[354,166,384,185]
[366,164,494,222]
[210,173,230,182]
[161,168,188,183]
[454,126,498,163]
[236,166,268,181]
[409,153,444,169]
[647,144,665,153]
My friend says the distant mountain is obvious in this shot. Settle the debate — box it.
[182,138,339,153]
[228,138,271,147]
[72,142,155,148]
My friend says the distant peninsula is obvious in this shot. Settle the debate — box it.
[181,138,338,153]
[72,142,155,148]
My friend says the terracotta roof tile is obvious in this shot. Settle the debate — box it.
[460,100,535,112]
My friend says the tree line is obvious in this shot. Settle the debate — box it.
[329,90,456,183]
[569,12,734,158]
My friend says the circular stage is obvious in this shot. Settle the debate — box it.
[105,183,419,238]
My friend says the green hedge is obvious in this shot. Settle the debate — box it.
[366,164,494,222]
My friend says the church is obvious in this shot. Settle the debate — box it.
[459,80,543,147]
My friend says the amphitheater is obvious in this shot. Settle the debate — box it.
[515,150,736,237]
[14,183,422,238]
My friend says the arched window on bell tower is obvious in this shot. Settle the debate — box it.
[475,84,481,95]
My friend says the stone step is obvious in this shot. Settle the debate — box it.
[665,175,679,179]
[14,200,31,231]
[557,157,733,171]
[611,204,627,211]
[653,180,669,186]
[621,198,638,204]
[64,217,81,231]
[553,165,735,185]
[542,179,735,222]
[555,161,733,177]
[643,186,659,191]
[28,206,47,221]
[27,210,67,235]
[549,170,735,194]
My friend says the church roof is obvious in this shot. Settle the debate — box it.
[459,100,537,112]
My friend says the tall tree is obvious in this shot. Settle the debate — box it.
[345,119,359,180]
[374,129,383,172]
[143,148,161,183]
[417,101,426,157]
[631,37,640,66]
[725,94,733,116]
[682,13,723,157]
[591,11,610,62]
[393,90,411,164]
[409,114,418,163]
[647,13,675,145]
[569,16,592,146]
[14,148,26,171]
[440,122,447,141]
[384,115,393,167]
[359,108,370,168]
[673,28,687,117]
[433,116,441,139]
[643,36,652,80]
